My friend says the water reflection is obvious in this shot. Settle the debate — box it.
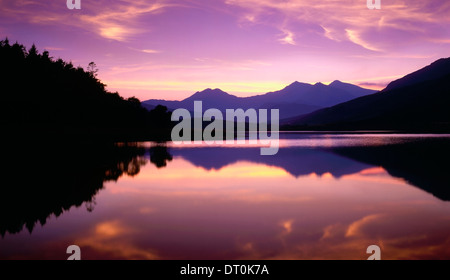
[0,141,147,237]
[149,145,173,168]
[167,136,450,201]
[1,135,450,259]
[96,154,450,259]
[170,147,372,178]
[330,138,450,201]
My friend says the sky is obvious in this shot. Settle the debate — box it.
[1,0,449,100]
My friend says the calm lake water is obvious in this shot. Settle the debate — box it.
[1,134,450,260]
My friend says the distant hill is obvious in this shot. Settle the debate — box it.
[143,81,376,120]
[283,58,450,131]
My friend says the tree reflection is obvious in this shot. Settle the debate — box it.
[0,140,147,237]
[149,145,173,168]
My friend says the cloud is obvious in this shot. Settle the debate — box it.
[346,29,380,52]
[3,0,449,53]
[0,0,170,42]
[345,214,385,237]
[358,82,387,89]
[279,29,296,45]
[225,0,450,52]
[70,219,160,260]
[141,49,161,54]
[77,0,169,41]
[280,219,294,234]
[99,26,131,41]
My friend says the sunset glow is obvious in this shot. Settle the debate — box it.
[1,0,449,100]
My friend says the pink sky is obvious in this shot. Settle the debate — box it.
[1,0,449,100]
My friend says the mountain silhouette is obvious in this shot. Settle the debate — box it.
[283,58,450,131]
[143,81,375,120]
[384,58,450,91]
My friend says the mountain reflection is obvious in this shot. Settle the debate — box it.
[2,136,450,237]
[170,147,372,178]
[168,137,450,201]
[330,138,450,201]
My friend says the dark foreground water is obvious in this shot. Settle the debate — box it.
[1,134,450,259]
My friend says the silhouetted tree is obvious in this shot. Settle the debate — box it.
[0,38,174,141]
[87,61,98,78]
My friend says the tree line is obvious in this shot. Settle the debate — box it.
[0,38,172,141]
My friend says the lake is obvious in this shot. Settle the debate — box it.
[1,133,450,260]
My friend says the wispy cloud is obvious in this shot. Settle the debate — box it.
[0,0,171,42]
[141,49,161,54]
[345,29,380,52]
[78,0,170,41]
[129,47,162,54]
[225,0,450,52]
[279,29,296,45]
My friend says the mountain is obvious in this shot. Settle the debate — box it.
[248,81,368,108]
[283,58,450,131]
[143,81,376,120]
[145,88,243,113]
[384,58,450,91]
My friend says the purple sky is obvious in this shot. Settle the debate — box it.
[1,0,449,100]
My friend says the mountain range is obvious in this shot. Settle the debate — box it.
[143,80,376,120]
[283,58,450,130]
[143,57,450,131]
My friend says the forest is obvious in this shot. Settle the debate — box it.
[0,38,172,141]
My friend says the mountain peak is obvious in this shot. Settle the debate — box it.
[330,80,343,86]
[183,87,236,102]
[285,81,312,89]
[192,88,229,97]
[198,88,226,94]
[328,80,377,97]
